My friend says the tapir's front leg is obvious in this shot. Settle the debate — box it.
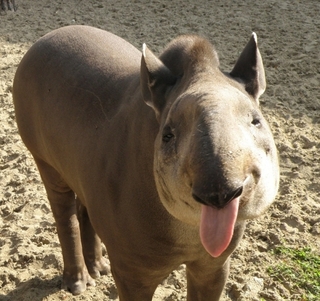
[34,158,95,295]
[186,258,230,301]
[111,266,158,301]
[186,223,246,300]
[77,199,110,278]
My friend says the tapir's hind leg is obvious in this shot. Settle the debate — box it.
[77,199,110,278]
[34,157,95,295]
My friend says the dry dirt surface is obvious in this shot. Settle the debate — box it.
[1,0,320,300]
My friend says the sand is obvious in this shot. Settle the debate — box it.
[0,0,319,300]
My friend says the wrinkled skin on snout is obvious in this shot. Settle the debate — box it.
[13,25,279,301]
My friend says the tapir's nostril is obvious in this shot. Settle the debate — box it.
[192,192,207,206]
[225,186,243,204]
[192,186,243,209]
[250,164,262,184]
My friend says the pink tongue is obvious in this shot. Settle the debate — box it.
[200,197,240,258]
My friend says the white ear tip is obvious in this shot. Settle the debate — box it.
[252,32,257,43]
[142,43,147,56]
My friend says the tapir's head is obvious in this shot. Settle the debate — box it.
[140,33,279,257]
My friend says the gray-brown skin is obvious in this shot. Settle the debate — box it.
[13,25,279,300]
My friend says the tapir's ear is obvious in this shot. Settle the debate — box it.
[140,44,176,117]
[230,32,266,103]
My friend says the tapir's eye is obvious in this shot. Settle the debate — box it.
[163,133,174,142]
[250,111,262,128]
[162,126,175,142]
[251,118,261,128]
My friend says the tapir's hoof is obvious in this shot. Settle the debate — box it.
[87,257,110,279]
[62,270,96,295]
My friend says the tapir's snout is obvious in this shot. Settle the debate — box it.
[188,134,265,213]
[192,185,243,209]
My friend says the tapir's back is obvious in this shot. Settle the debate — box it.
[13,25,142,160]
[14,25,141,118]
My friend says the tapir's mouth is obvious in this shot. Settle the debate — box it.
[196,177,251,258]
[200,198,240,258]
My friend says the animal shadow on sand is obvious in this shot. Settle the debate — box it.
[0,276,61,301]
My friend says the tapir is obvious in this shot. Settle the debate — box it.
[13,25,279,300]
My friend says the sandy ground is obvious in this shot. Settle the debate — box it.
[0,0,320,300]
